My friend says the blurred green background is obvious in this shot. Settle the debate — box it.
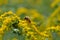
[0,0,60,40]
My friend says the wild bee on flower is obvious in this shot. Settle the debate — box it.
[24,16,31,23]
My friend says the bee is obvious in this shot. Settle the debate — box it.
[24,16,31,23]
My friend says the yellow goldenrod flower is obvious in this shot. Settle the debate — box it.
[0,16,2,19]
[56,25,60,30]
[1,25,7,30]
[1,12,7,17]
[23,25,30,31]
[0,29,4,34]
[3,17,11,25]
[27,32,34,35]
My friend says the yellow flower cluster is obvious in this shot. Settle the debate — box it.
[0,1,60,39]
[0,0,60,40]
[0,8,60,40]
